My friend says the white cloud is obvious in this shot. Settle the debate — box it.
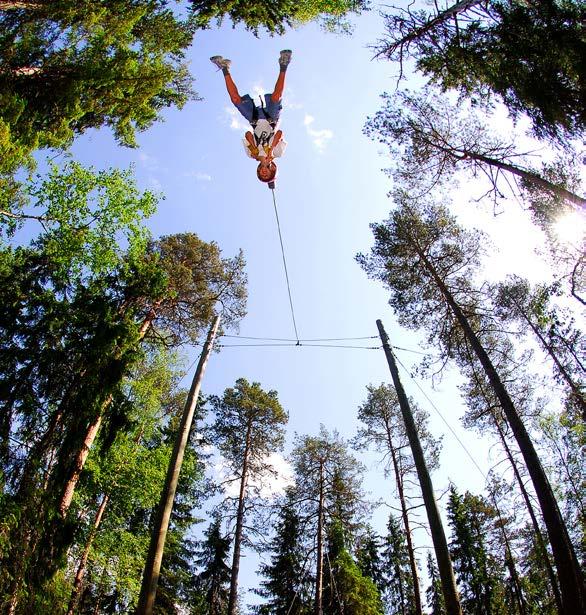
[225,107,249,131]
[213,452,294,499]
[184,170,212,182]
[251,82,267,100]
[303,114,334,152]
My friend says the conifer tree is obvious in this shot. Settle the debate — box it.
[358,195,586,614]
[193,513,232,615]
[355,383,441,615]
[375,0,586,143]
[447,487,506,615]
[426,553,447,615]
[382,513,417,615]
[290,428,367,615]
[254,488,311,615]
[209,378,288,615]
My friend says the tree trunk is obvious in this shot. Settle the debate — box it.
[227,420,253,615]
[59,305,161,518]
[315,459,325,615]
[379,0,483,56]
[0,1,43,9]
[377,320,463,615]
[385,424,423,615]
[461,149,586,209]
[66,493,109,615]
[511,297,586,422]
[136,315,220,614]
[59,408,105,517]
[16,371,86,500]
[416,247,586,614]
[495,421,563,614]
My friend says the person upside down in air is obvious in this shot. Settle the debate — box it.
[210,50,292,189]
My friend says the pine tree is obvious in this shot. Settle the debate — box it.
[358,194,586,614]
[290,427,367,615]
[375,0,586,143]
[426,553,447,615]
[209,378,288,615]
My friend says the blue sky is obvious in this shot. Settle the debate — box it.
[50,5,584,607]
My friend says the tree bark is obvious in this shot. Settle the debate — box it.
[461,149,586,209]
[377,320,463,615]
[66,493,109,615]
[227,420,252,615]
[136,315,220,614]
[59,407,106,517]
[415,246,586,614]
[379,0,483,56]
[314,459,325,615]
[509,295,586,422]
[385,424,423,615]
[495,421,563,614]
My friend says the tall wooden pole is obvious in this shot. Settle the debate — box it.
[136,314,221,615]
[376,319,463,615]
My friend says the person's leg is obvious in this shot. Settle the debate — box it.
[270,50,292,103]
[210,56,242,104]
[224,72,242,105]
[270,70,286,103]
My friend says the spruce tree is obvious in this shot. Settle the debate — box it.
[254,488,311,615]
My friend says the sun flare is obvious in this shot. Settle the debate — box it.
[553,210,586,246]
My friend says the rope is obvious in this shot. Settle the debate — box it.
[218,342,380,349]
[271,188,300,343]
[221,334,378,342]
[393,351,488,480]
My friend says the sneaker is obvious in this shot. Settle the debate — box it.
[279,49,292,68]
[210,56,232,71]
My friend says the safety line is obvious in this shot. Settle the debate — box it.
[393,351,488,480]
[218,342,380,349]
[271,188,300,343]
[221,334,378,342]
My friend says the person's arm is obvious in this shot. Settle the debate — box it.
[244,131,261,160]
[266,130,283,161]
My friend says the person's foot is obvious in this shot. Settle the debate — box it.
[279,49,292,68]
[210,56,232,71]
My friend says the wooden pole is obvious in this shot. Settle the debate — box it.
[376,319,463,615]
[136,314,221,614]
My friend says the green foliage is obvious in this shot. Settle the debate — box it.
[147,233,248,342]
[0,0,196,176]
[426,552,446,615]
[210,378,288,475]
[381,514,416,615]
[0,162,247,610]
[1,161,158,281]
[324,521,384,615]
[447,486,507,615]
[379,0,586,143]
[255,489,311,615]
[193,513,232,615]
[190,0,368,35]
